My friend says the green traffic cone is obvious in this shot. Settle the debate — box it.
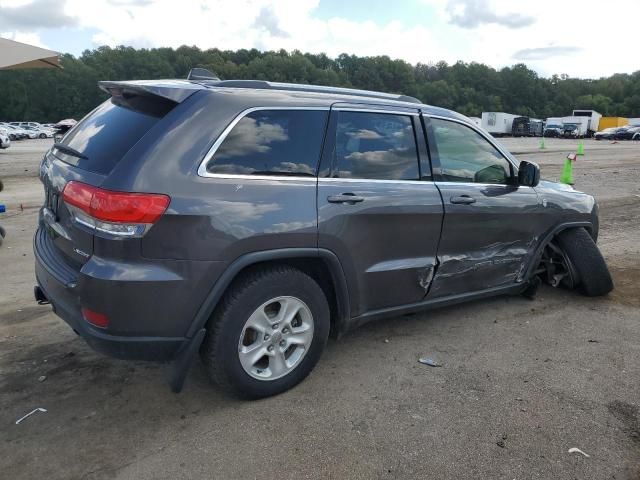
[576,140,585,156]
[560,158,574,185]
[539,137,546,149]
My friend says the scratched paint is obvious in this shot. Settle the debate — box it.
[417,265,436,292]
[428,239,536,298]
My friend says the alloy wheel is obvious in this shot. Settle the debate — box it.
[237,296,314,381]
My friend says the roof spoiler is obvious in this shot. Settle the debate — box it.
[98,79,205,103]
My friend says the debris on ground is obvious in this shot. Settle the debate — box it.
[496,434,507,448]
[37,375,47,382]
[568,447,590,458]
[588,339,599,343]
[15,408,47,425]
[418,357,441,367]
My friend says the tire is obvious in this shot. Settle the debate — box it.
[39,133,46,139]
[200,265,330,398]
[556,227,613,296]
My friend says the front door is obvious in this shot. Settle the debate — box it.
[425,116,541,298]
[318,107,443,316]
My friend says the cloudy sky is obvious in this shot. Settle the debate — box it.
[1,0,638,79]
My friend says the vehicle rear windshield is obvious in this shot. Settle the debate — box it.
[55,97,173,174]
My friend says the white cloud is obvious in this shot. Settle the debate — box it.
[1,0,639,78]
[0,30,46,47]
[59,0,451,66]
[421,0,640,78]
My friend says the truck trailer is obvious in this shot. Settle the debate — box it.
[572,110,602,136]
[562,116,590,138]
[512,117,543,137]
[599,117,628,130]
[481,112,519,137]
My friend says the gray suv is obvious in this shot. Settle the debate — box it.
[34,77,613,398]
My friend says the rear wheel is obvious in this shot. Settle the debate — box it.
[200,265,330,398]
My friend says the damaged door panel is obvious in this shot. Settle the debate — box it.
[425,117,543,298]
[428,183,541,298]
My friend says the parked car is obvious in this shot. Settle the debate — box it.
[23,126,53,139]
[11,121,44,130]
[543,124,563,137]
[562,123,581,138]
[614,125,640,140]
[11,125,38,139]
[1,124,28,140]
[34,77,613,398]
[594,127,619,140]
[0,129,10,149]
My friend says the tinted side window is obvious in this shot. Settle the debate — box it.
[430,118,512,184]
[206,110,327,176]
[332,111,419,180]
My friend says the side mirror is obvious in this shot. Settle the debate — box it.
[518,160,540,187]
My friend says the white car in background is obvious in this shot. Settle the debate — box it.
[23,126,53,139]
[20,127,38,139]
[11,121,44,130]
[0,129,11,149]
[0,124,28,140]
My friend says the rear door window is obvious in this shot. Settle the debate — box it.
[55,98,172,175]
[205,109,328,176]
[331,111,420,180]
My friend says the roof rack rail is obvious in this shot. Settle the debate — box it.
[203,79,422,104]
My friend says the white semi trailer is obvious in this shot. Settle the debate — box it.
[572,110,602,136]
[562,116,590,137]
[481,112,519,136]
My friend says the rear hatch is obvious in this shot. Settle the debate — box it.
[38,80,201,270]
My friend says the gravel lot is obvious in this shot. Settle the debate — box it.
[1,138,639,480]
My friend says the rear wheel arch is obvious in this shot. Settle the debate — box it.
[188,249,351,340]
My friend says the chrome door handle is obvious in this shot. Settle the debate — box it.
[450,195,476,205]
[327,194,365,204]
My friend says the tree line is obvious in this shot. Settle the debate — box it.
[1,45,639,122]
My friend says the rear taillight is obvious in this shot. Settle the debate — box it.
[62,181,170,237]
[81,307,109,328]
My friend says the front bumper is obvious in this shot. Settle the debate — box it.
[34,228,186,361]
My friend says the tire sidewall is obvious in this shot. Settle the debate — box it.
[215,271,330,398]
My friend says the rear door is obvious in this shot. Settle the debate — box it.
[425,115,540,298]
[318,105,443,316]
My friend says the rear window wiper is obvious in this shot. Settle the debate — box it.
[53,143,88,160]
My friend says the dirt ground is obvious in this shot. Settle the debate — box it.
[1,138,638,480]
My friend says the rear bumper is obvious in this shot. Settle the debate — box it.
[34,228,187,361]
